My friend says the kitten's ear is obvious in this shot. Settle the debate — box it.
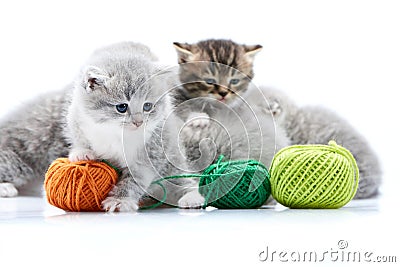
[268,99,283,117]
[173,42,195,63]
[83,66,109,92]
[243,44,263,62]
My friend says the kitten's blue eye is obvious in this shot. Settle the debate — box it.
[205,78,217,85]
[116,103,128,113]
[230,79,240,85]
[143,102,153,112]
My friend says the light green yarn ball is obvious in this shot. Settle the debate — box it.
[270,141,359,209]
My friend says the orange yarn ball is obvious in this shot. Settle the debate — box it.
[44,158,118,212]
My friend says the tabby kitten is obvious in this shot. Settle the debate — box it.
[172,39,290,172]
[173,39,262,103]
[172,39,262,121]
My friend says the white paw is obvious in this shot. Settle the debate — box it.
[178,190,205,209]
[102,196,139,212]
[186,112,210,129]
[0,182,18,197]
[68,148,96,162]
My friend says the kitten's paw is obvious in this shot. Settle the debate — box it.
[68,148,96,162]
[102,196,139,212]
[0,182,18,197]
[178,190,205,209]
[186,112,210,129]
[181,112,210,141]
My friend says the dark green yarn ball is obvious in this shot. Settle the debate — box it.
[198,156,271,209]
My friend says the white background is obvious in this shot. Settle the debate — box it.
[0,0,399,266]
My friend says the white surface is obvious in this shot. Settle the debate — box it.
[0,0,399,266]
[0,197,397,267]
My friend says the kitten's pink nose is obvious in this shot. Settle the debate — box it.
[132,113,143,127]
[133,120,143,127]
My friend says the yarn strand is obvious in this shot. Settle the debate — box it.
[142,155,271,209]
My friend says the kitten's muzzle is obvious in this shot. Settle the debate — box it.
[132,113,144,127]
[133,121,143,127]
[214,85,230,98]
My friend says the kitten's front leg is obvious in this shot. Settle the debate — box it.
[150,176,205,209]
[181,112,211,147]
[0,150,35,197]
[178,190,205,209]
[68,147,96,162]
[67,114,97,162]
[101,169,149,212]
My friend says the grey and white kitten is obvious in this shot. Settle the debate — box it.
[172,39,290,170]
[258,87,382,199]
[67,42,204,211]
[0,88,71,197]
[0,42,164,199]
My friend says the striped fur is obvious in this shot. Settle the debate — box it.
[173,39,262,102]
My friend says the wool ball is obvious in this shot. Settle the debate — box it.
[270,141,359,209]
[199,156,271,209]
[44,158,118,212]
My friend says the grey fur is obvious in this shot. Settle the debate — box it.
[66,42,204,211]
[0,42,159,198]
[0,88,71,197]
[177,92,290,171]
[259,87,382,199]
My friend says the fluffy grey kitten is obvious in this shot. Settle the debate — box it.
[0,88,70,197]
[259,87,382,199]
[0,42,163,199]
[67,42,204,212]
